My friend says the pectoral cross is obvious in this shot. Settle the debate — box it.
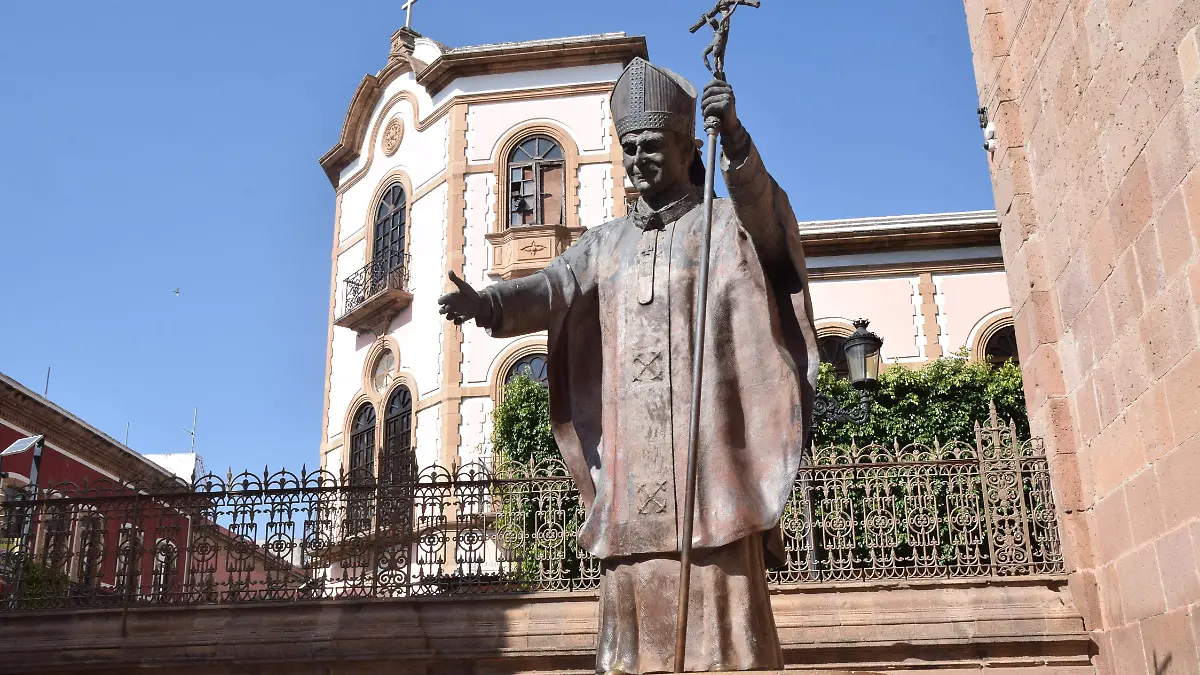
[402,0,419,28]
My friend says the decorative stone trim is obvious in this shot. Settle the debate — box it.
[361,336,403,394]
[917,272,944,360]
[815,319,856,339]
[491,338,550,407]
[381,116,405,156]
[485,224,585,281]
[969,310,1015,363]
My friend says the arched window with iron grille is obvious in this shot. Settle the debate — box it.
[818,335,850,380]
[349,403,377,484]
[383,385,414,485]
[77,511,105,591]
[507,136,565,228]
[373,183,407,270]
[114,524,143,599]
[151,539,178,603]
[505,353,549,387]
[984,324,1019,367]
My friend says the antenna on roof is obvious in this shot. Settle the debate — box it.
[124,422,130,446]
[43,367,50,398]
[182,407,198,453]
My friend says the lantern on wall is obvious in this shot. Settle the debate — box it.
[813,319,884,425]
[843,319,884,392]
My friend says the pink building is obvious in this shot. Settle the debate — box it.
[0,373,295,604]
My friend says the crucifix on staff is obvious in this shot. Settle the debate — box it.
[690,0,760,78]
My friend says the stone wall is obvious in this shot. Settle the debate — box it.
[963,0,1200,672]
[0,580,1089,674]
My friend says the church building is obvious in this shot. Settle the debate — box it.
[318,28,1016,480]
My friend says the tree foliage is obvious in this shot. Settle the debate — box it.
[494,352,1029,456]
[491,374,558,465]
[491,375,584,585]
[812,350,1028,447]
[489,356,1030,579]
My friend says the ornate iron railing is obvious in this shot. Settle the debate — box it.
[0,406,1061,610]
[340,254,411,319]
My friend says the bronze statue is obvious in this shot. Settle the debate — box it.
[439,17,817,674]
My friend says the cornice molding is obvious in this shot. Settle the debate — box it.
[806,259,1005,281]
[416,34,647,96]
[0,375,175,483]
[329,83,616,194]
[320,33,645,191]
[797,210,1000,257]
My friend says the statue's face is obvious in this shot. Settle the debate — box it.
[620,130,692,200]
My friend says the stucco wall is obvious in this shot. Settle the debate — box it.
[937,270,1012,353]
[809,276,924,361]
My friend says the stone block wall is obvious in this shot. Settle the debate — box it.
[963,0,1200,672]
[0,580,1090,673]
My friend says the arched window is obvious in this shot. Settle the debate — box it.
[349,404,376,483]
[818,335,850,380]
[505,353,549,387]
[373,183,407,269]
[371,349,395,393]
[508,136,564,228]
[39,504,71,573]
[984,324,1019,367]
[383,385,414,485]
[114,524,143,599]
[151,539,178,602]
[77,511,105,591]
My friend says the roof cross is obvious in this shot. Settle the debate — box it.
[402,0,419,28]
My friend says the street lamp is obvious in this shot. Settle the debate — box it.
[813,319,884,425]
[1,435,45,484]
[1,435,44,609]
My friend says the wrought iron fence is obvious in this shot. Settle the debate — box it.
[340,253,411,319]
[0,405,1061,610]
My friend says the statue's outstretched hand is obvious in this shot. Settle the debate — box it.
[438,271,489,326]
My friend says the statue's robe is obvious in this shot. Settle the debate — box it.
[479,136,818,673]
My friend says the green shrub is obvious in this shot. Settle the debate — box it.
[812,350,1028,447]
[490,356,1031,577]
[491,375,557,466]
[491,375,584,588]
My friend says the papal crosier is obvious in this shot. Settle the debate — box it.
[439,57,819,674]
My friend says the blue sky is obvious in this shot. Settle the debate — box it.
[0,1,993,475]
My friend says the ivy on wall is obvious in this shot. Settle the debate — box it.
[491,375,557,466]
[812,349,1028,447]
[494,351,1029,460]
[492,355,1029,576]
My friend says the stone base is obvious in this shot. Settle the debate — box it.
[0,578,1090,674]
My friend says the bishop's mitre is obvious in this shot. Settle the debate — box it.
[610,57,698,138]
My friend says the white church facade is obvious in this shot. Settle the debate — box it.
[317,29,1016,480]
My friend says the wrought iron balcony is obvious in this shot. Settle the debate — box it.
[0,405,1063,610]
[335,255,412,333]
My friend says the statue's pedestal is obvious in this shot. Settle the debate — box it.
[704,672,882,674]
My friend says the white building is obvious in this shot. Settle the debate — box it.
[318,29,1017,479]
